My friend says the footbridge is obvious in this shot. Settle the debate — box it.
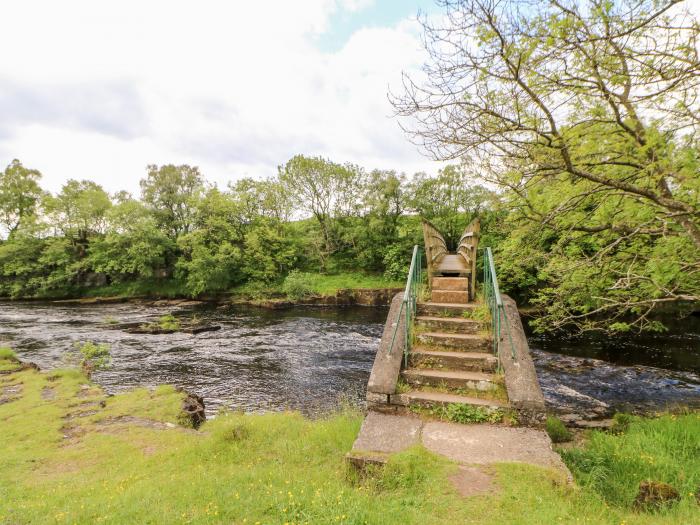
[348,220,565,477]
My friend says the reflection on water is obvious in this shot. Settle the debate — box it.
[1,301,698,418]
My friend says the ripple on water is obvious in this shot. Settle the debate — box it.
[1,301,698,418]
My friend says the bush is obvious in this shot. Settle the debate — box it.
[546,416,573,443]
[281,270,315,301]
[65,341,111,377]
[382,245,410,281]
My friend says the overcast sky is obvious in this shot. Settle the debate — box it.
[0,0,442,195]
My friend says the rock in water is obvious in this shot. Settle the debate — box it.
[178,390,206,429]
[633,481,680,510]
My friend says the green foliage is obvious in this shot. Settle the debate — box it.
[382,244,410,281]
[546,416,573,443]
[0,347,17,361]
[417,402,505,424]
[158,314,180,331]
[281,270,315,301]
[561,413,700,509]
[0,159,44,236]
[66,341,111,376]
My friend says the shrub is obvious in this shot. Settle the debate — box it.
[282,270,315,301]
[65,342,111,377]
[382,245,410,281]
[546,416,573,443]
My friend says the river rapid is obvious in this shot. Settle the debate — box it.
[0,301,698,419]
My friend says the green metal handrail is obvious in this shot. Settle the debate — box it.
[387,245,423,367]
[483,247,516,361]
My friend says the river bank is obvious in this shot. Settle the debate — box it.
[1,351,698,524]
[0,272,405,309]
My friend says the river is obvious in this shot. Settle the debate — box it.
[1,301,698,419]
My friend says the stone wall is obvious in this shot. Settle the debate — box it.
[365,293,406,411]
[500,295,547,426]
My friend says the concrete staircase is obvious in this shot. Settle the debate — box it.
[394,277,508,415]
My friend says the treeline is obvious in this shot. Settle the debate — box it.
[0,156,499,299]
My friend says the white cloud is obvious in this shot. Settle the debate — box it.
[0,0,438,194]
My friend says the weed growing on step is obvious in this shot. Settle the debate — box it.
[412,402,505,424]
[64,341,111,377]
[546,416,573,443]
[395,378,412,394]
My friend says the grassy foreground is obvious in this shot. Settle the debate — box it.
[1,351,698,525]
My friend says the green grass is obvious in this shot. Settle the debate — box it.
[546,416,573,443]
[231,271,404,301]
[561,412,700,509]
[1,362,698,524]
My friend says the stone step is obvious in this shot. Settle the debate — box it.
[417,302,477,317]
[409,347,498,372]
[431,290,469,304]
[431,277,468,291]
[392,390,507,411]
[417,331,491,352]
[415,316,483,334]
[402,369,497,391]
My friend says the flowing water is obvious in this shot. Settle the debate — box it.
[0,301,698,418]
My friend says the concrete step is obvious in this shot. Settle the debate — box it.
[431,277,468,291]
[417,331,491,352]
[402,369,498,391]
[417,302,477,317]
[431,290,469,304]
[409,347,498,372]
[415,315,483,334]
[392,390,507,410]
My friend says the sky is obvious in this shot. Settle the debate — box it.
[0,0,441,195]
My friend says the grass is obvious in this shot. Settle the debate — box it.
[231,271,404,301]
[1,352,698,524]
[546,416,573,443]
[561,412,700,509]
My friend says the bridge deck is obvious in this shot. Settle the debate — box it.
[435,254,468,275]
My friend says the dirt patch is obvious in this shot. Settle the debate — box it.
[448,466,499,497]
[41,386,56,400]
[0,383,23,405]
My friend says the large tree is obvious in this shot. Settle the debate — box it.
[0,159,44,237]
[393,0,700,331]
[140,164,205,239]
[279,155,363,258]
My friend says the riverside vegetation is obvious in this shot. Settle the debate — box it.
[1,349,698,524]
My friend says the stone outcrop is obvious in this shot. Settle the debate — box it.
[178,390,206,429]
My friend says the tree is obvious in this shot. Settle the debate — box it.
[45,180,112,244]
[393,0,700,331]
[88,199,174,281]
[279,155,363,258]
[408,165,491,248]
[140,164,205,239]
[175,188,245,296]
[0,159,44,237]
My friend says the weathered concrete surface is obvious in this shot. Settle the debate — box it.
[348,412,570,481]
[366,293,406,398]
[422,421,568,472]
[351,412,421,454]
[500,295,546,426]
